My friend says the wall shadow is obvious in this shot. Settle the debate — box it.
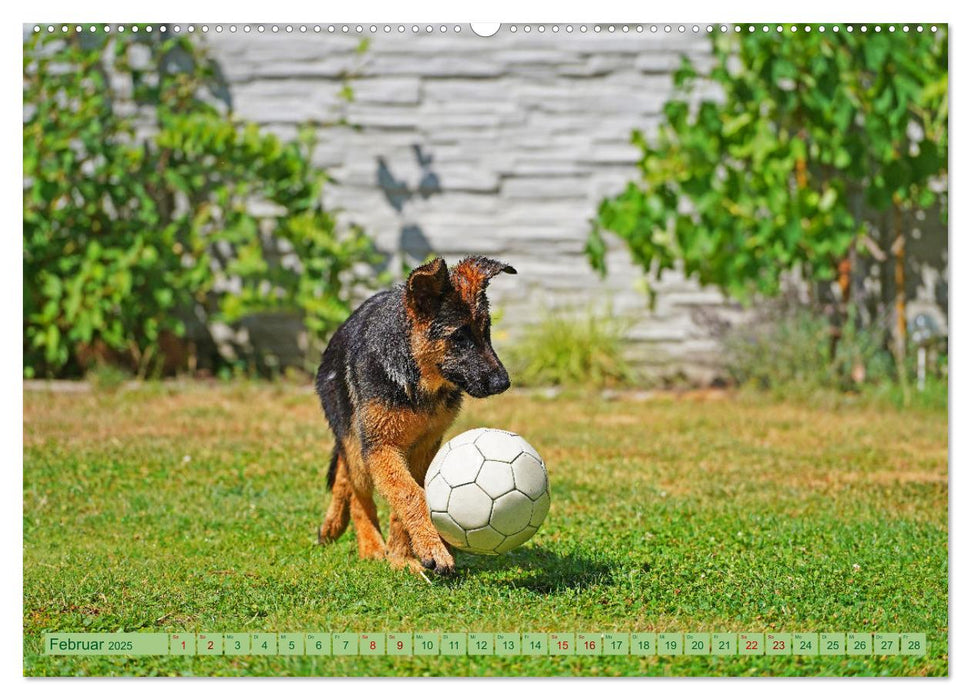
[375,144,444,270]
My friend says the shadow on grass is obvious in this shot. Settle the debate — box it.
[445,545,617,594]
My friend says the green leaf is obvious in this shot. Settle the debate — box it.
[23,27,379,377]
[592,26,947,315]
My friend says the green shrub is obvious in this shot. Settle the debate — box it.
[724,307,897,394]
[506,312,634,389]
[587,28,947,303]
[23,26,380,378]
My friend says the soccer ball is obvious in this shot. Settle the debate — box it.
[424,428,549,555]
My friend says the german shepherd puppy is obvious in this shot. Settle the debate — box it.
[315,256,516,575]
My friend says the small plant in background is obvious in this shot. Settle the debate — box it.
[506,312,634,389]
[832,308,899,388]
[23,26,380,379]
[723,304,914,399]
[85,363,131,393]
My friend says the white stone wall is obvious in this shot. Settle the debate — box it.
[201,28,742,384]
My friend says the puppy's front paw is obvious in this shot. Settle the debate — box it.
[388,553,425,575]
[417,540,455,576]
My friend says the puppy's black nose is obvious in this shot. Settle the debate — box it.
[487,371,510,395]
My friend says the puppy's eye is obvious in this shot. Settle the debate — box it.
[451,326,474,344]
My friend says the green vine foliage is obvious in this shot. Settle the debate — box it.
[24,26,381,378]
[586,25,948,303]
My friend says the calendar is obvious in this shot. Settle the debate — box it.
[43,632,926,657]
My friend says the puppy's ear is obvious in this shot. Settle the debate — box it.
[450,256,517,308]
[405,257,451,319]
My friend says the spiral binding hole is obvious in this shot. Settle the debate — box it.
[28,22,942,37]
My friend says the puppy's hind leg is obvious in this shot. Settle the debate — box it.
[349,488,386,560]
[387,511,423,574]
[318,450,351,544]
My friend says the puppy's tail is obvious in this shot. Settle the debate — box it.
[326,447,340,491]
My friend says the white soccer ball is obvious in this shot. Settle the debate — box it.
[425,428,549,555]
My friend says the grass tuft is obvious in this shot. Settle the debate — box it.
[505,312,634,389]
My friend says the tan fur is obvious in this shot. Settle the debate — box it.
[366,443,452,570]
[450,258,489,312]
[386,511,412,559]
[340,433,373,495]
[321,397,460,572]
[348,488,385,559]
[409,333,454,396]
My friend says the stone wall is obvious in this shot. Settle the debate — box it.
[201,26,947,383]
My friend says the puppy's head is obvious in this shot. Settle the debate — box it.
[404,256,517,398]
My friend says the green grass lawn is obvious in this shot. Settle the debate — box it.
[23,382,948,676]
